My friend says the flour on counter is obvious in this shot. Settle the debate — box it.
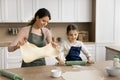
[62,70,104,80]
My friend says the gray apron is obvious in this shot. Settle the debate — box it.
[22,26,46,67]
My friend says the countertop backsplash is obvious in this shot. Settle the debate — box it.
[0,23,92,46]
[0,23,27,47]
[0,23,67,42]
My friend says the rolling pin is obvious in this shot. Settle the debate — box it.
[0,70,24,80]
[65,61,87,66]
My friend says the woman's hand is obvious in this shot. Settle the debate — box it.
[8,38,27,52]
[51,42,58,48]
[15,38,27,49]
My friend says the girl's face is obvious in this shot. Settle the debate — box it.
[67,30,78,43]
[36,16,49,28]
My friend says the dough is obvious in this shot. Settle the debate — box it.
[20,42,59,63]
[62,70,104,80]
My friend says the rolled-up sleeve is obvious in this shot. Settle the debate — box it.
[81,42,92,57]
[44,28,52,43]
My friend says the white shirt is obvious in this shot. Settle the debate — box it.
[57,39,91,60]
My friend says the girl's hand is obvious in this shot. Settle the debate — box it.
[87,57,94,64]
[58,60,65,66]
[56,57,65,66]
[87,60,94,64]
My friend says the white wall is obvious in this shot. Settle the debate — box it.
[115,0,120,44]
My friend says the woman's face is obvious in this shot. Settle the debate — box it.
[67,30,78,43]
[36,16,49,28]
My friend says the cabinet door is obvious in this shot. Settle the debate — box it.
[77,0,92,22]
[0,0,5,22]
[85,44,96,61]
[0,0,2,22]
[5,58,22,69]
[2,0,21,22]
[81,44,96,61]
[45,57,58,65]
[61,0,92,22]
[95,44,106,62]
[4,47,22,69]
[20,0,34,22]
[0,47,4,69]
[36,0,61,22]
[61,0,76,22]
[96,0,115,43]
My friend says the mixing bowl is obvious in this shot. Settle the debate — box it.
[105,66,120,77]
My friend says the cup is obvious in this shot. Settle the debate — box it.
[51,69,62,78]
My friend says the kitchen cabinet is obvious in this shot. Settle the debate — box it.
[85,44,96,61]
[35,0,61,22]
[0,0,2,22]
[81,44,96,61]
[0,47,4,69]
[1,0,35,22]
[0,47,22,69]
[33,0,92,22]
[77,0,92,22]
[95,43,106,62]
[0,0,92,22]
[61,0,76,22]
[1,0,21,22]
[45,57,58,65]
[61,0,92,22]
[0,0,4,22]
[4,47,22,69]
[0,0,61,22]
[20,0,34,22]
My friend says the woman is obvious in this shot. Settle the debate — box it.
[8,8,52,67]
[56,24,93,65]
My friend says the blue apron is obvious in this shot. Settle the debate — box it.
[66,46,82,61]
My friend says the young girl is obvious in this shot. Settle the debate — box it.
[56,24,93,65]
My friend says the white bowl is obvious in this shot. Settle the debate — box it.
[105,66,120,77]
[51,69,62,78]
